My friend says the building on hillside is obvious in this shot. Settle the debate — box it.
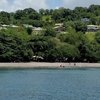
[1,24,10,27]
[0,24,19,30]
[32,56,44,61]
[87,25,100,32]
[1,24,19,28]
[55,23,63,26]
[23,24,33,28]
[0,27,7,30]
[0,24,8,30]
[33,27,43,31]
[10,24,19,28]
[54,23,65,32]
[81,18,90,23]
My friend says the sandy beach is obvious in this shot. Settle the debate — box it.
[0,62,100,69]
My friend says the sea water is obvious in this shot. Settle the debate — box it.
[0,68,100,100]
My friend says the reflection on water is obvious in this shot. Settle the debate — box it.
[0,68,100,100]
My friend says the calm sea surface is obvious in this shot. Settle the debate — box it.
[0,68,100,100]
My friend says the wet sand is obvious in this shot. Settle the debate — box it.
[0,62,100,69]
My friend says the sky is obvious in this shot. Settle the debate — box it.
[0,0,100,12]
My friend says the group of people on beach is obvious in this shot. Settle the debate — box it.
[60,64,65,68]
[60,63,76,68]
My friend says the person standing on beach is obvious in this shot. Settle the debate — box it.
[74,63,76,66]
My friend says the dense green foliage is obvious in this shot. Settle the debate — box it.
[0,5,100,26]
[0,5,100,62]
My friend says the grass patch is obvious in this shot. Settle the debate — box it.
[85,32,96,42]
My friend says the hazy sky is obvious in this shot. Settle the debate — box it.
[0,0,100,12]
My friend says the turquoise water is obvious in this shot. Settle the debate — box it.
[0,68,100,100]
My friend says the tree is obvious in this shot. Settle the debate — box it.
[57,43,80,61]
[32,20,43,27]
[27,27,32,35]
[14,10,24,20]
[85,42,100,62]
[39,9,45,15]
[44,27,57,37]
[74,21,87,33]
[0,11,10,24]
[95,31,100,43]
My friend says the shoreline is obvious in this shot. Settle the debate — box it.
[0,62,100,69]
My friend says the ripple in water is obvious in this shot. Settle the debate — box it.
[0,68,100,100]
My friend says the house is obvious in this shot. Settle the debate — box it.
[55,23,63,27]
[32,56,44,61]
[81,18,90,23]
[33,27,43,31]
[1,24,10,27]
[23,24,33,28]
[87,25,100,32]
[0,24,9,30]
[0,24,19,29]
[0,27,7,30]
[54,23,65,32]
[10,24,19,28]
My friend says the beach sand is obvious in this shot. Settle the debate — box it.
[0,62,100,69]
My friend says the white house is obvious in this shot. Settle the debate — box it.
[23,24,33,28]
[87,25,100,31]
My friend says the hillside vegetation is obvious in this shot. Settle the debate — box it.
[0,5,100,62]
